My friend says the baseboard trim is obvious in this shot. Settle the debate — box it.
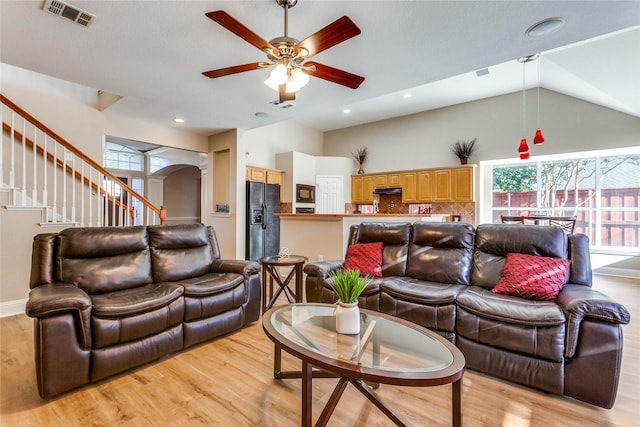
[593,267,640,280]
[0,299,27,318]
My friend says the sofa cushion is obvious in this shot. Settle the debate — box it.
[177,273,246,322]
[492,253,571,301]
[471,224,568,290]
[355,222,411,277]
[456,286,566,362]
[57,226,152,294]
[406,222,474,285]
[148,224,214,282]
[344,242,383,277]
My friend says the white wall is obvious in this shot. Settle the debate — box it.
[323,89,640,171]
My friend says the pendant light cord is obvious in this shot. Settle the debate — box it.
[522,60,526,138]
[536,56,541,128]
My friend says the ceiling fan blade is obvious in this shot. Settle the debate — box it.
[296,16,361,58]
[206,11,275,53]
[202,62,265,79]
[305,62,365,89]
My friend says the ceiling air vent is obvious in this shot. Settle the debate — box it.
[270,100,295,109]
[43,0,96,27]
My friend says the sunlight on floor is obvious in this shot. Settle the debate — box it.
[501,400,532,427]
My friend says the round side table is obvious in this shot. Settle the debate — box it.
[259,255,308,313]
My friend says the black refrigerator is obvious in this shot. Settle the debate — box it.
[246,181,280,261]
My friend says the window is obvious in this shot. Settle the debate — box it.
[488,148,640,252]
[104,142,144,171]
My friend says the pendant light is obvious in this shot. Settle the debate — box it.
[517,54,540,160]
[533,55,545,145]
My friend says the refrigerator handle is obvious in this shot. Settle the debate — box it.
[262,203,267,229]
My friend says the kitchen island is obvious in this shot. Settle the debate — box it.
[276,214,448,263]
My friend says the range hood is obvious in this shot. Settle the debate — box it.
[373,187,402,195]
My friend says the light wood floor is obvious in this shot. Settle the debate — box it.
[1,275,638,426]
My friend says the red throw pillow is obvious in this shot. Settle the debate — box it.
[343,242,383,277]
[492,253,571,301]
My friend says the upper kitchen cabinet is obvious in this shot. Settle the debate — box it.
[246,167,284,201]
[351,175,374,204]
[451,166,474,202]
[352,165,475,204]
[401,172,417,203]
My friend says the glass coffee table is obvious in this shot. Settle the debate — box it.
[262,303,466,427]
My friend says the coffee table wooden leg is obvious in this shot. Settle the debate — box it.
[350,380,410,426]
[315,377,349,427]
[302,360,313,427]
[452,378,462,427]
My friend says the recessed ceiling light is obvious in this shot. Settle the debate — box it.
[343,108,351,114]
[403,93,412,99]
[173,117,185,123]
[526,17,565,37]
[255,112,269,118]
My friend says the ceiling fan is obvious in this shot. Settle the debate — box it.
[202,0,365,103]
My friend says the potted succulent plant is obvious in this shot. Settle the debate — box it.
[328,269,370,334]
[450,138,477,164]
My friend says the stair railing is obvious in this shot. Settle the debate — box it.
[1,94,166,226]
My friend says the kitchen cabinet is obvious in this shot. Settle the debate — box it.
[373,174,388,188]
[452,166,474,201]
[352,165,474,203]
[416,170,433,201]
[401,172,417,202]
[434,169,452,201]
[387,173,401,187]
[247,167,284,201]
[351,175,374,204]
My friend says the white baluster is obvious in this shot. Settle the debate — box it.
[52,143,58,223]
[42,135,48,210]
[80,161,85,226]
[21,120,27,206]
[88,167,93,226]
[0,104,4,185]
[62,148,67,221]
[71,154,76,223]
[9,112,15,188]
[32,127,37,205]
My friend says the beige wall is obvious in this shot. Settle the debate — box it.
[163,166,201,224]
[323,89,640,172]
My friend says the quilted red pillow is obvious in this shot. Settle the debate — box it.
[492,253,571,301]
[343,242,383,277]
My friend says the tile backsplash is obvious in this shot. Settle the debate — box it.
[354,193,476,224]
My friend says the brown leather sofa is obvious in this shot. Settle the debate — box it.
[26,223,261,398]
[304,221,630,409]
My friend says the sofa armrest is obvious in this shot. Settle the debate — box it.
[211,259,261,278]
[303,260,345,279]
[558,284,630,358]
[26,283,92,349]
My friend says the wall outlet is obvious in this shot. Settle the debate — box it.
[318,255,324,262]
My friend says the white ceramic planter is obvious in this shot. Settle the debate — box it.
[335,301,360,334]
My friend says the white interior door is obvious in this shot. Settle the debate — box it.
[316,175,343,214]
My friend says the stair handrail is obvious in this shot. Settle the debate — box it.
[1,93,166,224]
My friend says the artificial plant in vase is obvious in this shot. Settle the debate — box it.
[328,269,370,334]
[350,147,368,174]
[450,138,477,164]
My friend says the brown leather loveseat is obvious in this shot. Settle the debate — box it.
[26,223,261,398]
[304,221,630,409]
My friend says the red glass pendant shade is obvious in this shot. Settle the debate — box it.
[518,138,529,153]
[533,129,545,145]
[518,138,529,160]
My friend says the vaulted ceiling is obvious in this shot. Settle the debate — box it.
[1,1,638,136]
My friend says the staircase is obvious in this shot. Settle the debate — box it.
[1,94,165,317]
[1,94,165,227]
